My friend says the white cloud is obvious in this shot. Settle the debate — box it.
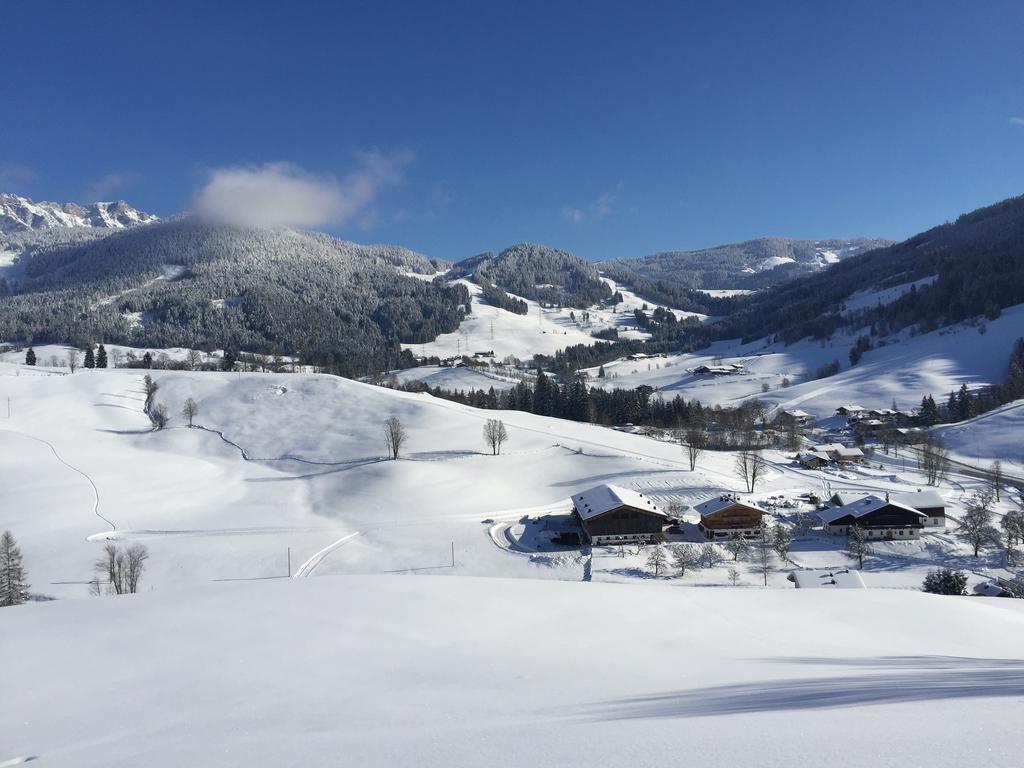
[0,162,38,191]
[1011,116,1024,126]
[561,206,585,224]
[561,192,615,224]
[84,171,141,201]
[194,150,414,229]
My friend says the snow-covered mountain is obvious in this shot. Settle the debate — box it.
[0,192,158,234]
[600,236,892,290]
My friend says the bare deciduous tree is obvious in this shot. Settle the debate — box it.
[681,427,706,471]
[724,531,750,561]
[734,449,767,493]
[989,460,1003,502]
[94,542,149,595]
[646,544,668,577]
[143,375,159,412]
[960,490,996,558]
[756,520,774,586]
[384,416,407,460]
[67,349,79,373]
[920,435,950,486]
[187,349,203,371]
[670,543,698,577]
[182,398,199,427]
[483,419,509,455]
[847,524,872,568]
[727,567,741,585]
[772,523,792,561]
[148,403,169,430]
[700,543,723,568]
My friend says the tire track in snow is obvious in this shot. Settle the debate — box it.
[0,428,115,532]
[292,532,362,578]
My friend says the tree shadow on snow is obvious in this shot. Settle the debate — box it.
[579,657,1024,720]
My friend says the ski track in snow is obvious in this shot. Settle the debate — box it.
[0,427,115,531]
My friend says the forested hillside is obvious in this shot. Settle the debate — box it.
[601,236,890,290]
[0,218,469,375]
[450,243,611,307]
[719,195,1024,344]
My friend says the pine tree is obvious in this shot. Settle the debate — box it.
[96,344,108,368]
[142,351,153,368]
[25,347,36,366]
[84,346,96,369]
[0,530,30,607]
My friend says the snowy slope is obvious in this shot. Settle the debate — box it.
[404,277,705,361]
[590,303,1024,417]
[2,575,1023,768]
[933,398,1024,470]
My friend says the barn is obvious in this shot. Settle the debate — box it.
[695,495,767,539]
[571,484,667,545]
[891,489,946,528]
[818,494,926,539]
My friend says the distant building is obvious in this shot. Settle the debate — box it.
[835,405,866,418]
[816,443,865,463]
[694,495,767,539]
[571,484,667,545]
[798,451,831,469]
[818,494,926,539]
[783,409,812,425]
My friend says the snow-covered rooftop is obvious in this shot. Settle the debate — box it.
[890,489,946,510]
[694,495,767,517]
[818,494,926,525]
[572,483,665,521]
[793,569,866,589]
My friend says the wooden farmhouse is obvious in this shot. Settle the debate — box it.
[818,494,926,539]
[571,484,667,545]
[694,495,767,539]
[890,489,946,528]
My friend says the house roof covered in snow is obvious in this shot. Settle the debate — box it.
[571,484,665,521]
[793,569,866,589]
[890,489,946,510]
[818,494,926,525]
[694,495,767,517]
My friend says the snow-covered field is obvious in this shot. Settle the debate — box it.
[2,355,1018,602]
[3,350,1024,766]
[403,277,706,361]
[589,303,1024,418]
[3,575,1024,768]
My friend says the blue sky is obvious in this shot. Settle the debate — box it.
[3,0,1022,260]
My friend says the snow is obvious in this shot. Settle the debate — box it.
[404,277,706,361]
[933,398,1024,471]
[388,363,519,392]
[571,483,664,520]
[841,275,939,316]
[2,575,1024,767]
[589,302,1024,419]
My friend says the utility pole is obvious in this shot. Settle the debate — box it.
[287,547,291,577]
[451,541,455,568]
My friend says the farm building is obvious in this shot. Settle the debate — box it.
[798,451,832,469]
[571,484,667,545]
[890,489,946,528]
[816,443,865,463]
[694,495,767,539]
[818,494,926,539]
[835,405,866,418]
[782,409,812,425]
